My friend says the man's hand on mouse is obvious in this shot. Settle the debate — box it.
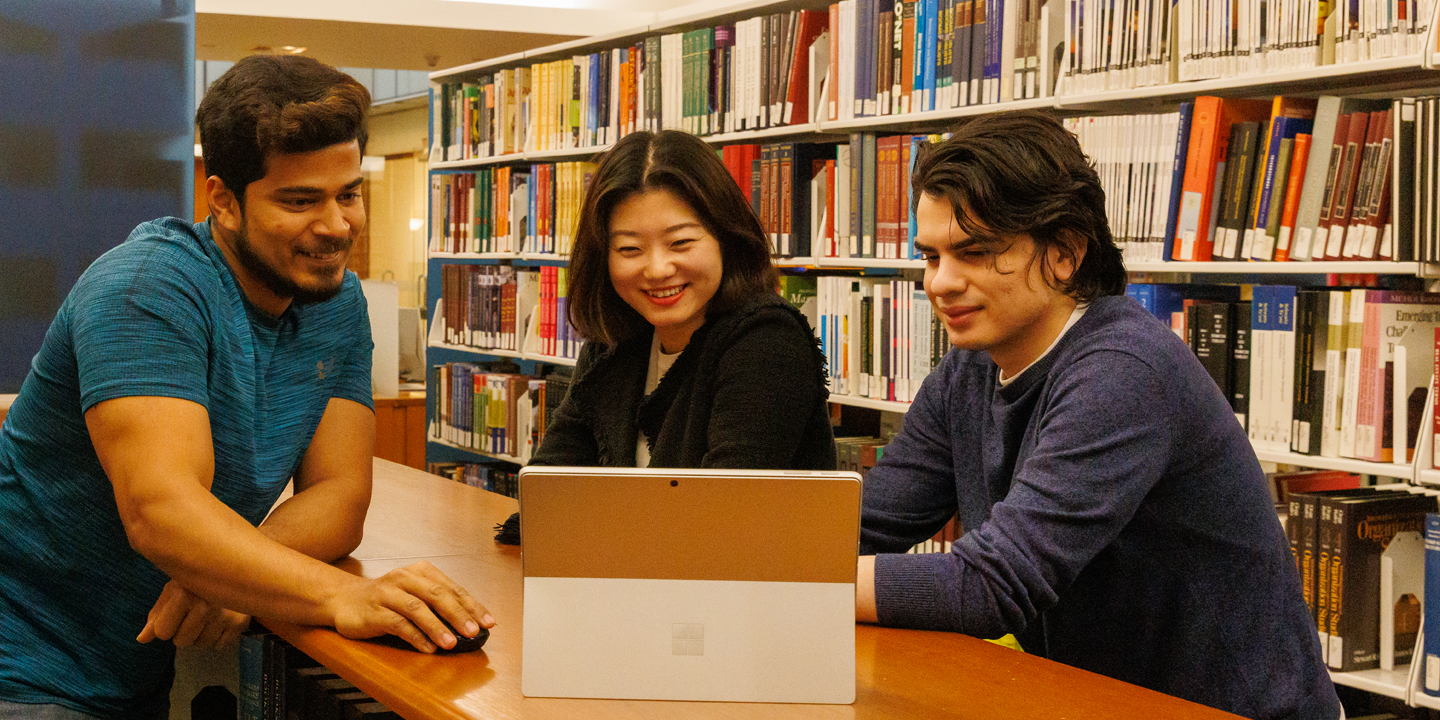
[327,560,495,653]
[137,580,251,648]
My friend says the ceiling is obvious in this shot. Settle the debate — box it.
[195,14,580,72]
[194,0,706,72]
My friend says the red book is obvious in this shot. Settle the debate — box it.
[1343,110,1388,258]
[899,136,913,258]
[1322,112,1371,260]
[876,135,901,259]
[1274,133,1312,262]
[1366,118,1394,260]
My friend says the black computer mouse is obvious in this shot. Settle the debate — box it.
[364,618,489,654]
[436,618,489,654]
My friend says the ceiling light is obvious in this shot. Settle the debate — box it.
[280,46,306,55]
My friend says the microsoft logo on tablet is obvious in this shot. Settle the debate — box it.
[671,623,704,656]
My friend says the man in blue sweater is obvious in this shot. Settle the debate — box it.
[855,110,1339,720]
[0,56,490,719]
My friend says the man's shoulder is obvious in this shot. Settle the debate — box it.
[1062,295,1187,362]
[70,218,224,304]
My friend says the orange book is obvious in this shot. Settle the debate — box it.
[1171,96,1270,261]
[1274,133,1312,262]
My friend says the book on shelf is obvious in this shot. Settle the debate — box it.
[818,276,941,402]
[1172,96,1271,262]
[1424,512,1440,696]
[1243,98,1317,261]
[1324,491,1436,672]
[431,362,553,462]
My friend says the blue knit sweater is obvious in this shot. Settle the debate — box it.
[860,295,1338,720]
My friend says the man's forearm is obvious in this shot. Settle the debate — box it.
[125,479,366,626]
[259,479,368,563]
[857,555,878,624]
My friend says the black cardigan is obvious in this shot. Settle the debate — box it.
[530,293,837,470]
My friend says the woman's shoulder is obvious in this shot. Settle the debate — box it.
[712,292,812,339]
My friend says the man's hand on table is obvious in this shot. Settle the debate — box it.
[329,560,495,653]
[138,580,251,647]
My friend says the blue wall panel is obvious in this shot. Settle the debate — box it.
[0,1,194,392]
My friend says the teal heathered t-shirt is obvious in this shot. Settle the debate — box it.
[0,218,374,718]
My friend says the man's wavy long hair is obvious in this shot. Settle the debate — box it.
[911,109,1126,302]
[196,55,370,207]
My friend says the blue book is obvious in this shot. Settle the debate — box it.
[985,0,1002,103]
[922,0,939,111]
[587,53,600,146]
[238,631,263,720]
[858,0,876,117]
[1161,102,1195,262]
[969,0,986,105]
[1125,284,1157,316]
[1423,513,1440,696]
[912,0,928,111]
[1126,283,1241,322]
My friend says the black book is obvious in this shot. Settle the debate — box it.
[1218,121,1262,260]
[1394,98,1417,261]
[1327,492,1437,671]
[1229,301,1252,429]
[1297,290,1331,455]
[1192,302,1232,399]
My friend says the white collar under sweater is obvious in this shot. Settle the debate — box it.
[997,303,1090,387]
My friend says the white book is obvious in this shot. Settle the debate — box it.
[608,49,620,145]
[810,33,830,126]
[1001,0,1020,101]
[836,144,852,257]
[757,17,771,128]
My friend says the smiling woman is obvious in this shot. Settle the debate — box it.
[526,130,837,472]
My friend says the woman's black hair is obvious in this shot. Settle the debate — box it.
[568,130,778,347]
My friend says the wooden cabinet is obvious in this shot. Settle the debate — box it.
[373,392,425,470]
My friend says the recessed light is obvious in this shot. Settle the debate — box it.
[280,46,306,55]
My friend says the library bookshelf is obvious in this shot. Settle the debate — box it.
[423,0,1440,704]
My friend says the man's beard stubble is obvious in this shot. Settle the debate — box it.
[231,220,351,306]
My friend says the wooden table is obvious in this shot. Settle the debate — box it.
[264,459,1242,720]
[373,391,426,470]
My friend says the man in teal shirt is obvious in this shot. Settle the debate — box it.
[0,56,492,719]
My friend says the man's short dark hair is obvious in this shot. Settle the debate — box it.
[196,55,371,207]
[568,130,778,347]
[911,109,1126,302]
